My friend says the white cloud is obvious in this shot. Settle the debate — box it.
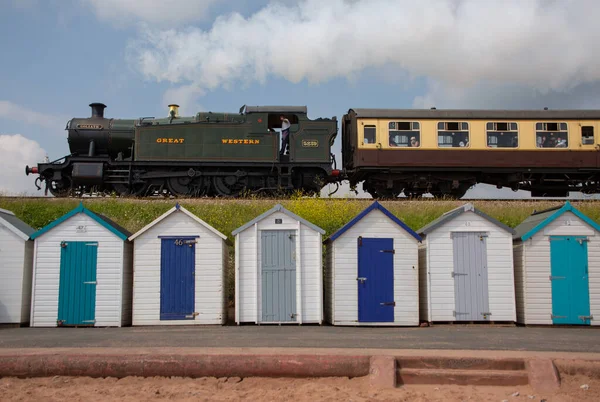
[0,100,64,131]
[0,135,47,196]
[84,0,221,25]
[413,80,600,110]
[128,0,600,104]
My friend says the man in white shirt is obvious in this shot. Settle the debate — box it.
[280,115,291,156]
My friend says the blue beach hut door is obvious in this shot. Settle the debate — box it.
[160,237,196,320]
[357,237,395,323]
[57,241,98,326]
[550,236,591,325]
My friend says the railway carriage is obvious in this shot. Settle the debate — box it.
[341,109,600,198]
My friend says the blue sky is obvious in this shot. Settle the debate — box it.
[1,0,600,198]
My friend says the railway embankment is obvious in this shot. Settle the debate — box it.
[2,197,599,239]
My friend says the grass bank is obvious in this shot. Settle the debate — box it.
[1,197,599,238]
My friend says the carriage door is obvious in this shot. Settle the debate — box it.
[160,237,196,320]
[57,241,98,326]
[357,237,395,323]
[550,236,591,325]
[580,125,598,167]
[261,230,297,322]
[452,232,491,321]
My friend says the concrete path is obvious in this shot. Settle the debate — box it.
[1,325,598,352]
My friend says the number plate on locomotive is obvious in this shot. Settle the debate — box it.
[302,139,319,147]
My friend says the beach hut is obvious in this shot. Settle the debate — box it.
[417,203,516,323]
[128,204,230,325]
[232,204,325,325]
[513,202,600,326]
[0,208,35,325]
[30,203,132,327]
[324,201,422,326]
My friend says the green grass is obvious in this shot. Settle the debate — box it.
[2,197,599,238]
[3,197,599,305]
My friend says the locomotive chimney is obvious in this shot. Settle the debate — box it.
[90,103,107,118]
[168,104,180,118]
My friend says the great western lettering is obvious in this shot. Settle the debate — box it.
[156,138,185,144]
[222,139,261,145]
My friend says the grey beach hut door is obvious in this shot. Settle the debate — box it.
[261,230,297,322]
[452,232,490,321]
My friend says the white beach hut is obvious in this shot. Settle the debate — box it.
[30,203,132,327]
[128,203,230,325]
[323,201,422,326]
[513,202,600,326]
[232,204,325,325]
[417,203,516,323]
[0,208,35,325]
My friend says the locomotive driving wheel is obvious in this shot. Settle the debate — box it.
[167,172,211,197]
[213,173,248,197]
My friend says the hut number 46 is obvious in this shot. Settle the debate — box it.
[174,239,196,247]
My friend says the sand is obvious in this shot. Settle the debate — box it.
[1,374,599,401]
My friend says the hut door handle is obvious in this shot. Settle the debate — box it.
[357,277,367,284]
[83,281,97,285]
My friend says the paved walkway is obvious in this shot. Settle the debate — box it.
[0,325,598,352]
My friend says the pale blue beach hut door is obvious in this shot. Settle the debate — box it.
[261,230,296,322]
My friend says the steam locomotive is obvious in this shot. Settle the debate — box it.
[26,103,341,198]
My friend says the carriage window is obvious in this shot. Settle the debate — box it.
[364,125,376,144]
[486,122,519,148]
[582,126,594,145]
[437,121,469,148]
[536,122,568,148]
[389,121,420,147]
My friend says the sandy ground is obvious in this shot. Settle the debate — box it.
[0,375,598,402]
